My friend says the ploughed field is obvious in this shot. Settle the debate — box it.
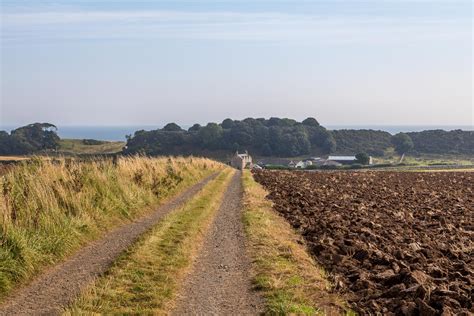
[253,170,473,315]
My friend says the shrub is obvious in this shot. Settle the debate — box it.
[355,153,370,165]
[82,139,105,146]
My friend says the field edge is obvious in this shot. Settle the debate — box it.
[241,170,352,315]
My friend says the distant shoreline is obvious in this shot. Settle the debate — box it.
[1,124,472,142]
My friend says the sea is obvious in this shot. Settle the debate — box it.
[1,124,472,142]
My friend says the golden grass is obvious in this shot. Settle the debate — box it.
[0,156,224,299]
[64,169,234,314]
[241,170,350,315]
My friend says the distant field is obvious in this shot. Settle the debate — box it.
[373,153,474,166]
[58,139,125,154]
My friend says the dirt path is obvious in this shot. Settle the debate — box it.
[0,173,219,316]
[172,171,263,315]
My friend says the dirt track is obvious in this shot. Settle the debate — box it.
[0,173,218,316]
[172,171,263,315]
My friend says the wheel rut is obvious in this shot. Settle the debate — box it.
[0,173,219,316]
[172,171,263,315]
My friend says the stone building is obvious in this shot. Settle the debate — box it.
[230,151,253,170]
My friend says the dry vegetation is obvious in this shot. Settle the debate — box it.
[241,171,349,315]
[65,169,234,314]
[0,156,223,298]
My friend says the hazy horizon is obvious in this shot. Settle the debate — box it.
[1,0,473,127]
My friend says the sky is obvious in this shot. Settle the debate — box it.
[0,0,472,127]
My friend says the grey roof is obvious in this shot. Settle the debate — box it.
[328,155,357,161]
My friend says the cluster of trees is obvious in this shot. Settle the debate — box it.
[124,118,474,158]
[330,129,473,156]
[407,130,474,155]
[330,130,393,156]
[0,123,60,155]
[124,117,336,157]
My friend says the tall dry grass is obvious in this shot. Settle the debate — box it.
[0,156,223,298]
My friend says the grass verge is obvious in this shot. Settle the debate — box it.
[64,169,234,314]
[242,170,351,315]
[0,156,223,299]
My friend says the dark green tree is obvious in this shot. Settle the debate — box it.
[11,123,60,152]
[302,117,320,127]
[221,118,235,129]
[0,123,60,154]
[198,123,223,148]
[162,123,182,132]
[188,124,202,132]
[392,133,414,155]
[323,135,337,153]
[355,152,370,165]
[262,143,273,156]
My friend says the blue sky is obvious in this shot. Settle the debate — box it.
[1,0,472,127]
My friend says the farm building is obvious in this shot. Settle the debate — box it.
[327,155,373,165]
[295,160,313,169]
[327,156,357,163]
[230,151,253,170]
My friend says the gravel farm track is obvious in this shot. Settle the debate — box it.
[172,171,263,315]
[253,170,473,315]
[0,173,219,315]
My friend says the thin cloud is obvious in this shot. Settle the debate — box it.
[1,10,470,43]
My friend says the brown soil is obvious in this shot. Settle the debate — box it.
[0,173,219,316]
[253,170,473,315]
[172,171,263,315]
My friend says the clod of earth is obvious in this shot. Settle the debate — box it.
[253,170,473,315]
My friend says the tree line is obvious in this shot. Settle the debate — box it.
[124,118,474,157]
[1,120,472,157]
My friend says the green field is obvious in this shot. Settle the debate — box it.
[58,139,125,155]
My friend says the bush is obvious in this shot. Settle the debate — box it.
[82,139,105,146]
[355,153,370,165]
[392,133,414,155]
